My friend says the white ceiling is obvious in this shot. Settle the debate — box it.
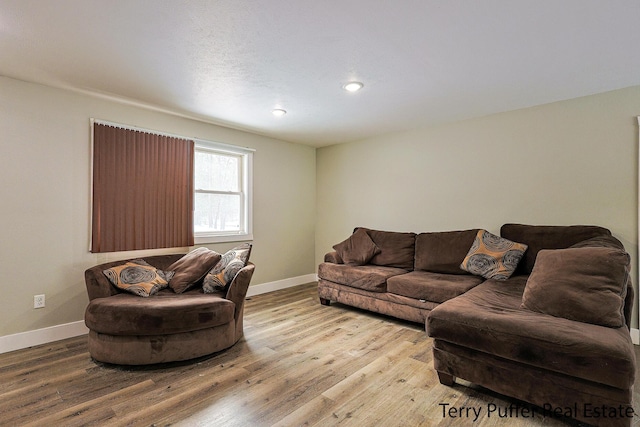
[2,0,640,147]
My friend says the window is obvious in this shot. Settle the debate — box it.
[90,119,253,252]
[193,140,253,244]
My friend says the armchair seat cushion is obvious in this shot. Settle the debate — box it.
[427,277,635,390]
[85,288,235,336]
[387,271,483,303]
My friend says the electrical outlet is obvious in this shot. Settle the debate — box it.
[34,294,45,309]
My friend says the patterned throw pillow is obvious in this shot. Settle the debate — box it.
[103,259,174,297]
[203,243,252,293]
[460,230,528,280]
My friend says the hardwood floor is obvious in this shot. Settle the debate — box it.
[1,282,638,426]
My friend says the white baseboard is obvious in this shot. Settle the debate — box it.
[2,284,636,354]
[0,321,89,355]
[0,274,319,355]
[246,273,317,297]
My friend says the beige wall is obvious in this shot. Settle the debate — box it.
[0,76,316,337]
[316,86,640,328]
[3,74,638,339]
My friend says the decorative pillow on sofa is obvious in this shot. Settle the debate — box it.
[460,230,528,280]
[521,247,630,328]
[203,243,252,293]
[332,228,381,265]
[167,247,222,293]
[103,259,174,297]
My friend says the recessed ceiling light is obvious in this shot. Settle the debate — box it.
[343,81,364,92]
[272,108,287,117]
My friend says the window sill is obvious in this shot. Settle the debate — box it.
[194,233,254,245]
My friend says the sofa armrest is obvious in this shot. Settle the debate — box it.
[225,262,255,318]
[85,263,123,301]
[324,251,343,264]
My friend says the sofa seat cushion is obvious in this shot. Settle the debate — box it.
[427,278,635,390]
[317,262,408,292]
[387,271,483,303]
[85,288,235,336]
[318,279,437,323]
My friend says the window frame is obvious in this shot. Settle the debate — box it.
[193,139,254,244]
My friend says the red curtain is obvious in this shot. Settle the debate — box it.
[91,123,194,253]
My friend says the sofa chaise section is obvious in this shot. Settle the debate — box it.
[427,224,636,427]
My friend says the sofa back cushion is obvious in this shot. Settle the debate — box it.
[500,223,611,275]
[356,228,416,270]
[568,234,633,328]
[521,246,630,328]
[569,234,624,250]
[332,228,381,265]
[415,229,479,274]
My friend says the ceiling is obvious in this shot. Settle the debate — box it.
[2,0,640,147]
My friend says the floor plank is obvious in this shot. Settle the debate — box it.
[0,282,637,426]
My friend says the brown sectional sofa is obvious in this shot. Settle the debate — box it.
[318,224,636,426]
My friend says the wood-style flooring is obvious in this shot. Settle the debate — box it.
[1,282,638,426]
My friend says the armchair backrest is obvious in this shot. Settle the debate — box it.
[226,262,255,318]
[84,254,184,301]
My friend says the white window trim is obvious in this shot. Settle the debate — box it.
[194,139,254,244]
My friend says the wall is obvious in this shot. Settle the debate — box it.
[316,85,640,328]
[0,76,316,338]
[2,74,638,341]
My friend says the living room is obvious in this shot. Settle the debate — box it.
[1,1,640,426]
